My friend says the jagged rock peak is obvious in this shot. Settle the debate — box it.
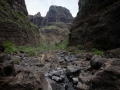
[46,5,73,19]
[29,5,74,27]
[34,12,41,17]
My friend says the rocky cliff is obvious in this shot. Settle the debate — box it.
[30,5,74,27]
[68,0,120,50]
[0,0,40,46]
[29,12,43,28]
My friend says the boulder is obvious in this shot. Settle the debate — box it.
[90,58,120,90]
[66,65,81,75]
[86,53,93,61]
[90,55,102,68]
[77,82,88,90]
[52,76,61,82]
[90,55,109,69]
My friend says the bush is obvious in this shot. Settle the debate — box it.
[91,48,104,57]
[17,46,36,56]
[56,37,68,50]
[76,45,84,50]
[26,50,35,57]
[3,41,18,54]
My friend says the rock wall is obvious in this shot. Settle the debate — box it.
[68,0,120,50]
[30,5,74,27]
[29,12,43,28]
[0,0,40,46]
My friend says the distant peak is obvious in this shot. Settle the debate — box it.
[34,12,41,17]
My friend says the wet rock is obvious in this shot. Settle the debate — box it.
[66,65,81,75]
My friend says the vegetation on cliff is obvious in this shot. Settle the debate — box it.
[0,0,40,46]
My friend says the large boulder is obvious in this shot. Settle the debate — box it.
[66,65,81,75]
[90,58,120,90]
[90,55,108,69]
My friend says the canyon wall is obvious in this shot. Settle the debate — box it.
[0,0,40,46]
[68,0,120,50]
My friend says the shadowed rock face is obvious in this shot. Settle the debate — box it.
[30,5,74,27]
[29,12,43,28]
[44,6,73,24]
[68,0,120,50]
[0,0,40,46]
[5,0,28,15]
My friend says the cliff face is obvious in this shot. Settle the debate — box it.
[29,12,43,28]
[43,5,73,24]
[68,0,120,50]
[30,5,74,27]
[0,0,40,46]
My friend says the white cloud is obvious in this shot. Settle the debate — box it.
[25,0,78,17]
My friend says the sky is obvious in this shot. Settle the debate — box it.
[24,0,78,17]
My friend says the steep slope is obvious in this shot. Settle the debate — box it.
[0,0,40,46]
[39,22,70,45]
[30,5,74,27]
[68,0,120,50]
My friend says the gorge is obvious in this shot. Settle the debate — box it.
[0,0,120,90]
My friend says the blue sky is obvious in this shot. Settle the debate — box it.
[24,0,78,17]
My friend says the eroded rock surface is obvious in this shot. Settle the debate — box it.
[68,0,120,50]
[29,5,74,27]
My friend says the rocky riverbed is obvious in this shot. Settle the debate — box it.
[0,50,120,90]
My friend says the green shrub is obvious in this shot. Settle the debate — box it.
[76,45,84,50]
[3,41,18,54]
[26,50,35,57]
[91,48,104,57]
[56,37,68,50]
[13,58,20,64]
[17,46,36,56]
